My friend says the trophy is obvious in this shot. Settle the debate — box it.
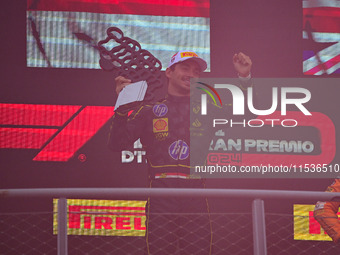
[97,27,164,104]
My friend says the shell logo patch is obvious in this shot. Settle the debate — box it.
[153,118,168,133]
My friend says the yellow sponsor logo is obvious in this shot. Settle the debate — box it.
[180,52,198,58]
[155,132,169,141]
[193,105,200,114]
[294,204,340,241]
[53,199,147,236]
[192,119,202,127]
[153,118,168,133]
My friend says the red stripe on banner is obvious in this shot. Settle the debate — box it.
[27,0,210,17]
[70,210,145,215]
[303,7,340,33]
[74,206,146,211]
[0,103,81,126]
[0,128,57,149]
[304,55,340,75]
[33,106,114,161]
[75,212,146,216]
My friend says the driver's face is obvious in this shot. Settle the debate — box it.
[166,59,201,96]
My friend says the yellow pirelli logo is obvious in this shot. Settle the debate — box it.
[53,199,147,236]
[294,204,340,241]
[180,52,198,58]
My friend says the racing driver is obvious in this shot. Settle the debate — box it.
[108,50,252,254]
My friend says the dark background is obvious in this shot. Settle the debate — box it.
[1,1,340,254]
[0,0,338,213]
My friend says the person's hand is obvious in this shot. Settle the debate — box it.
[115,76,132,95]
[233,52,252,77]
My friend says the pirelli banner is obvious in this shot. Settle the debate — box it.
[53,199,147,236]
[294,204,340,241]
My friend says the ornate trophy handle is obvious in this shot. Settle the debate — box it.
[98,27,163,102]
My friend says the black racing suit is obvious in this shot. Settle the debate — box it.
[108,78,252,254]
[108,94,213,255]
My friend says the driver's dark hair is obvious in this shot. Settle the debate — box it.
[169,64,176,71]
[166,64,177,85]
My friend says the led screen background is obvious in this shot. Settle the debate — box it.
[26,0,210,70]
[303,0,340,75]
[1,0,340,210]
[2,1,340,253]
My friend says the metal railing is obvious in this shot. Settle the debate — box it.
[1,188,340,255]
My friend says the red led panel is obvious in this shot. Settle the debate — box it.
[303,7,340,33]
[33,106,114,161]
[27,0,210,17]
[0,104,81,126]
[0,127,57,149]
